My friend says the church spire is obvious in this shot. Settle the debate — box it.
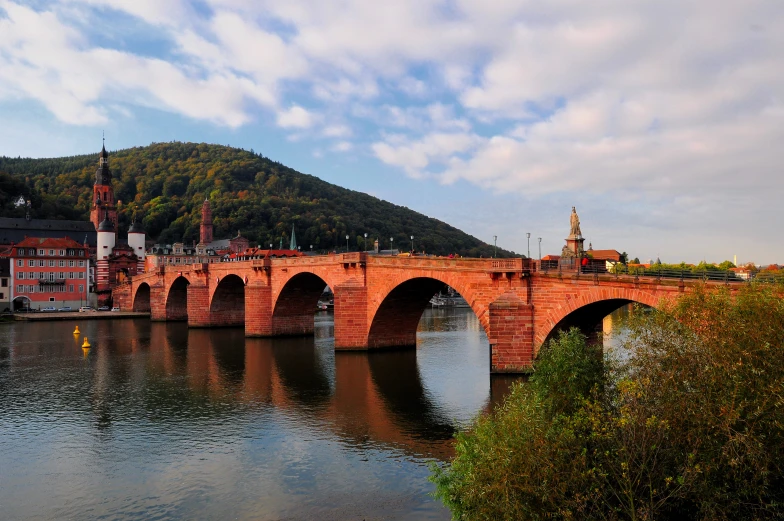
[289,224,297,250]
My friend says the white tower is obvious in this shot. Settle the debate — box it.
[96,216,116,290]
[128,217,146,273]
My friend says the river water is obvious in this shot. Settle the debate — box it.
[0,308,529,520]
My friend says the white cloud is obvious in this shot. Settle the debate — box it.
[331,141,353,152]
[276,105,316,129]
[322,124,352,138]
[2,0,784,261]
[372,132,481,178]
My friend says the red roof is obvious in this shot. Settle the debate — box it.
[15,236,85,249]
[541,254,561,261]
[588,249,622,261]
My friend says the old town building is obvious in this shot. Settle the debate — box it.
[5,237,90,310]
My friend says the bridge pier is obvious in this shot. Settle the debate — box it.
[488,293,535,373]
[245,284,273,337]
[187,283,211,327]
[150,285,167,321]
[333,281,369,349]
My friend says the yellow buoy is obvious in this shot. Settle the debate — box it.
[73,326,80,335]
[81,337,91,349]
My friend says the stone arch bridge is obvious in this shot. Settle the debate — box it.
[113,253,725,373]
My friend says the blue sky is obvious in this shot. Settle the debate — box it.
[0,0,782,264]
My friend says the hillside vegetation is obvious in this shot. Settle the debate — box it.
[0,142,511,257]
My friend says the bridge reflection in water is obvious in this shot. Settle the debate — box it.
[0,307,522,521]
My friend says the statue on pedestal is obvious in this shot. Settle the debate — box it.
[569,206,582,237]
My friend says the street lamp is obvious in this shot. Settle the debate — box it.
[493,235,497,258]
[346,234,349,252]
[310,244,313,253]
[410,235,414,255]
[390,237,393,252]
[538,237,542,261]
[364,232,368,252]
[526,232,531,259]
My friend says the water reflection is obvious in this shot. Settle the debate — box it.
[0,308,513,520]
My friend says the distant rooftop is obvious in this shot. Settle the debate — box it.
[0,217,97,246]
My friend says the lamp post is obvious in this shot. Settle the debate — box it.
[538,237,542,261]
[364,232,368,252]
[493,235,497,258]
[410,235,414,255]
[310,244,312,253]
[526,232,531,259]
[390,237,394,252]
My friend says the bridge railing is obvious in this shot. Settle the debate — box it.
[536,260,748,283]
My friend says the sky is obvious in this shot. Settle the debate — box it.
[0,1,781,265]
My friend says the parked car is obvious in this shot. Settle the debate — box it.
[111,307,120,312]
[41,306,56,312]
[77,306,92,312]
[59,306,73,312]
[97,306,110,311]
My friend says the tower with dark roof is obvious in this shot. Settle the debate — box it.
[90,140,118,237]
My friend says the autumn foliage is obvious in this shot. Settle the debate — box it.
[432,283,784,520]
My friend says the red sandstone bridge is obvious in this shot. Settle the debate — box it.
[114,253,734,373]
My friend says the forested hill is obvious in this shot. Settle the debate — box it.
[0,142,514,257]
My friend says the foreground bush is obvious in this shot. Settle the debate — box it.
[431,284,784,520]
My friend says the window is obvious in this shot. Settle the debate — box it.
[38,249,44,255]
[49,260,55,267]
[58,272,65,280]
[17,272,24,280]
[49,297,55,302]
[49,250,54,256]
[78,272,84,279]
[59,260,65,267]
[59,250,65,256]
[29,259,35,267]
[38,260,44,267]
[39,272,44,279]
[49,273,55,281]
[69,272,74,279]
[1,279,6,287]
[27,285,35,293]
[78,285,84,293]
[69,260,74,267]
[68,285,74,293]
[17,259,23,267]
[79,260,85,267]
[17,285,23,293]
[0,293,3,300]
[79,250,84,256]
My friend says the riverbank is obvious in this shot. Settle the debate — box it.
[11,311,150,321]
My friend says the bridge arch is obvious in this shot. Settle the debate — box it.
[535,287,662,349]
[133,283,151,312]
[272,272,333,336]
[165,276,189,321]
[367,276,488,348]
[210,274,245,327]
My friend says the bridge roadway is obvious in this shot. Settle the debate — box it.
[113,253,734,373]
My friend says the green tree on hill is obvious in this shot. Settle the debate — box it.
[0,142,514,258]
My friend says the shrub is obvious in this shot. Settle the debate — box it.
[432,283,784,520]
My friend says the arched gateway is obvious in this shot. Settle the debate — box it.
[113,253,719,373]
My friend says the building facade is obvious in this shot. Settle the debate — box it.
[7,237,91,310]
[0,258,9,311]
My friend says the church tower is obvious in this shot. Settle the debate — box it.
[90,140,118,239]
[200,197,213,245]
